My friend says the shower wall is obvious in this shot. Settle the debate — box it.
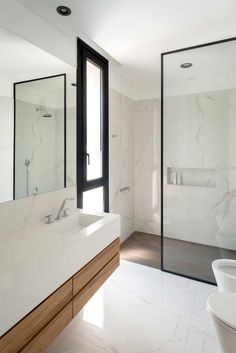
[0,96,14,203]
[109,88,135,242]
[14,74,77,200]
[14,100,65,199]
[132,86,236,251]
[164,89,236,250]
[109,89,161,241]
[134,99,161,235]
[0,96,76,203]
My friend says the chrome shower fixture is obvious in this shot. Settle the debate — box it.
[36,106,53,118]
[25,158,31,197]
[25,158,31,168]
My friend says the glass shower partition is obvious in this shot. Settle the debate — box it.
[161,38,236,284]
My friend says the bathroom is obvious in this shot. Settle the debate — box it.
[0,1,236,353]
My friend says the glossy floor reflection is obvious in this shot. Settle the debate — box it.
[46,260,220,353]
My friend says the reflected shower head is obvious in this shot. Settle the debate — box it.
[42,112,52,118]
[36,106,53,118]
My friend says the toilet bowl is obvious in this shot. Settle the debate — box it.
[207,292,236,353]
[212,259,236,292]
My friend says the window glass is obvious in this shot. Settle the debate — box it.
[83,187,104,212]
[86,60,102,181]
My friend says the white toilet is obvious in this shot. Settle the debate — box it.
[212,259,236,292]
[207,292,236,353]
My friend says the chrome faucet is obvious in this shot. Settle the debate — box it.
[55,198,75,220]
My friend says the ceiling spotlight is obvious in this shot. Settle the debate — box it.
[56,6,71,16]
[180,63,193,69]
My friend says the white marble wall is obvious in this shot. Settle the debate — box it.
[164,89,236,249]
[0,91,76,202]
[0,186,76,238]
[0,94,76,240]
[134,99,161,235]
[65,107,76,187]
[15,101,65,198]
[133,88,236,252]
[0,96,14,203]
[109,89,135,242]
[109,92,161,240]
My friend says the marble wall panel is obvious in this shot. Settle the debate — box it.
[109,89,135,242]
[134,99,161,235]
[164,89,236,249]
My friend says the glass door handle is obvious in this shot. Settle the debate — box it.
[85,153,90,165]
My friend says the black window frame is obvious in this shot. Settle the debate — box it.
[77,38,109,212]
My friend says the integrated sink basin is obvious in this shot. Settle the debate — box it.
[0,208,120,336]
[52,212,103,235]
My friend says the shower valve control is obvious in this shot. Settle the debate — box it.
[45,215,53,224]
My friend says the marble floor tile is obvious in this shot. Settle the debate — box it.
[46,260,220,353]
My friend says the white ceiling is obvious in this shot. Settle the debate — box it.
[0,27,74,83]
[0,27,76,101]
[164,41,236,95]
[20,0,236,86]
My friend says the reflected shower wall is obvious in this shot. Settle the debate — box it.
[162,39,236,283]
[0,96,14,203]
[14,75,66,199]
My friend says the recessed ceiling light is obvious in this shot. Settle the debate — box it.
[180,63,193,69]
[56,6,71,16]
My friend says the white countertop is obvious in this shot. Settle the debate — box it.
[0,209,120,336]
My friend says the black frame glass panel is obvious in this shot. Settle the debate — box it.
[161,37,236,285]
[77,38,109,212]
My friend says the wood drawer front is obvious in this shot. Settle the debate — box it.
[0,279,72,353]
[73,238,120,296]
[20,302,72,353]
[73,253,119,317]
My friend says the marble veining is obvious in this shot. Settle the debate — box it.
[0,96,13,202]
[14,101,65,198]
[164,89,236,249]
[109,89,135,242]
[134,98,160,235]
[109,91,161,238]
[46,260,219,353]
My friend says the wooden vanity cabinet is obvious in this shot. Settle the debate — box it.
[0,279,73,353]
[20,303,73,353]
[0,238,120,353]
[73,237,120,296]
[73,252,120,316]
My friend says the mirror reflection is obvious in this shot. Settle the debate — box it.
[0,27,76,203]
[14,75,66,199]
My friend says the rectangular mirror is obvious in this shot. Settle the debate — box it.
[0,27,76,203]
[14,75,66,199]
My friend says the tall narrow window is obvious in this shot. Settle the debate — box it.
[77,39,109,212]
[86,60,102,181]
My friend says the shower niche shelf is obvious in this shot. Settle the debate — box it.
[167,167,216,188]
